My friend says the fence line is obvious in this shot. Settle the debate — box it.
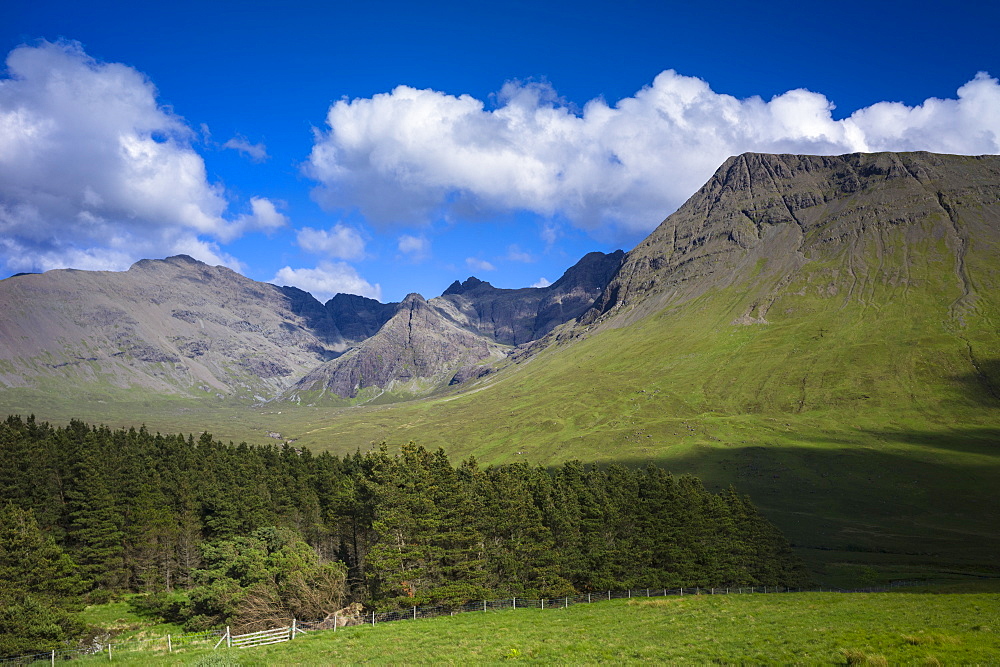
[0,628,223,665]
[0,581,923,664]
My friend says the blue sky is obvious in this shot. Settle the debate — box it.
[2,0,999,303]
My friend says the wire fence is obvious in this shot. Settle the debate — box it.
[0,629,223,665]
[0,581,924,664]
[301,581,921,631]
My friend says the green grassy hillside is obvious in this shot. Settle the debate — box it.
[273,236,998,582]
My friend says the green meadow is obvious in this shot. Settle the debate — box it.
[71,585,1000,664]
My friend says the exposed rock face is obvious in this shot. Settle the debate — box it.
[283,250,624,399]
[278,288,399,351]
[433,251,624,345]
[287,294,509,399]
[0,250,623,401]
[0,255,339,397]
[584,152,1000,327]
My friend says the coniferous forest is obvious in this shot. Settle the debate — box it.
[0,415,802,655]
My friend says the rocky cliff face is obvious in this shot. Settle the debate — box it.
[286,293,510,400]
[282,250,625,399]
[584,152,1000,328]
[434,251,624,345]
[0,249,624,402]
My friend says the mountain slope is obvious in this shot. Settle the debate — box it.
[286,292,510,402]
[437,250,625,345]
[283,151,1000,579]
[0,255,340,399]
[586,151,1000,340]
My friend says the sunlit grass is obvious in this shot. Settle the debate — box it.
[73,590,1000,664]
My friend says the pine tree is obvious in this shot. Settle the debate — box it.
[365,443,441,604]
[0,504,86,656]
[0,503,85,600]
[64,431,126,591]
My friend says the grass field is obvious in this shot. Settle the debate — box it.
[70,585,1000,664]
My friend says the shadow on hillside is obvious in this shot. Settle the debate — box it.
[953,358,1000,406]
[582,429,1000,577]
[745,425,1000,458]
[859,427,1000,457]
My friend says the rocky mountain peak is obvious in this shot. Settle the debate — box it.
[402,292,428,305]
[442,277,492,296]
[550,250,626,291]
[128,254,205,272]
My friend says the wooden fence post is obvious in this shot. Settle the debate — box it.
[168,634,172,652]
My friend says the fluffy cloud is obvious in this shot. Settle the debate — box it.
[222,135,269,162]
[297,224,366,260]
[397,234,429,260]
[306,71,1000,241]
[0,40,284,273]
[531,277,551,288]
[466,257,495,272]
[225,197,288,242]
[271,261,382,302]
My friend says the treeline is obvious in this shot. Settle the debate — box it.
[0,415,801,651]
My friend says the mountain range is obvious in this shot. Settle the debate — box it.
[0,246,623,403]
[1,150,998,582]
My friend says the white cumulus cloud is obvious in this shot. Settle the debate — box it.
[305,71,1000,241]
[224,197,288,243]
[271,261,382,302]
[466,257,496,272]
[397,234,429,260]
[0,40,285,274]
[297,223,366,260]
[531,277,551,288]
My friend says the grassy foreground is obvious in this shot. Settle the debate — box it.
[74,588,1000,665]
